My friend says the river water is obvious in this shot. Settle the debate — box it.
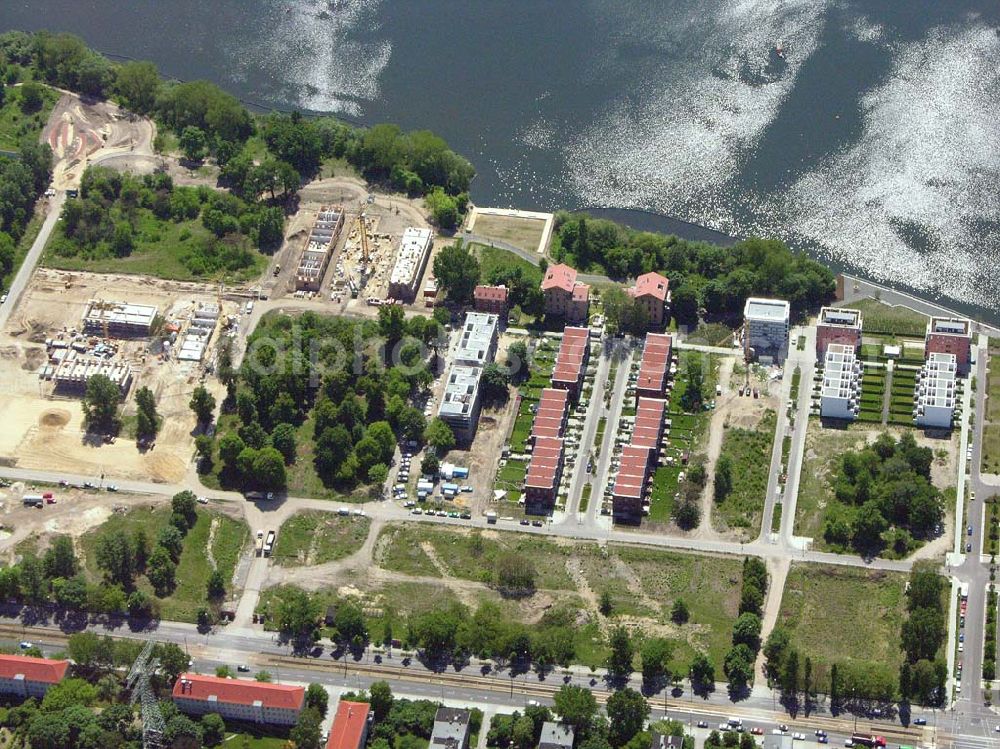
[2,0,999,317]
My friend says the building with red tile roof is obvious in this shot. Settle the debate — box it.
[636,333,673,400]
[173,673,305,726]
[327,700,371,749]
[531,388,570,441]
[551,327,591,399]
[612,398,667,524]
[542,264,590,323]
[627,272,670,327]
[474,285,509,317]
[0,655,69,699]
[524,436,565,514]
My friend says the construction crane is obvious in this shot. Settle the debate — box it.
[357,201,371,273]
[126,640,166,749]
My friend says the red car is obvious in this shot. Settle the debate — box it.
[750,728,764,736]
[45,497,56,504]
[42,493,53,499]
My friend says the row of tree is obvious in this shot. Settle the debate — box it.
[0,139,52,293]
[721,558,768,693]
[553,213,835,322]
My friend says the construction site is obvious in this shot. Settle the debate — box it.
[0,270,235,483]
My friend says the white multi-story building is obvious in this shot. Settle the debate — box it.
[437,365,484,440]
[915,352,957,429]
[453,312,499,366]
[388,227,433,300]
[743,297,790,364]
[0,655,68,699]
[172,673,305,726]
[819,344,861,420]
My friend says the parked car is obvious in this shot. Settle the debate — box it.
[18,641,32,650]
[914,718,927,726]
[106,485,118,492]
[696,721,708,729]
[237,664,250,672]
[197,496,209,504]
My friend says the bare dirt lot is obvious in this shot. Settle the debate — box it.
[0,269,233,483]
[469,213,547,253]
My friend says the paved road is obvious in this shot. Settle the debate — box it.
[0,192,64,331]
[563,340,612,516]
[776,325,817,548]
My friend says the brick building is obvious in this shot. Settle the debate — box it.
[473,285,509,317]
[524,436,564,515]
[815,307,862,360]
[551,327,591,399]
[541,264,590,323]
[925,317,972,374]
[635,333,673,400]
[627,272,670,327]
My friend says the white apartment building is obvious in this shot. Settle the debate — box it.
[744,297,790,364]
[819,344,861,420]
[915,352,957,429]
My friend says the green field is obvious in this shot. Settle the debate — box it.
[44,209,267,283]
[793,426,870,542]
[272,511,371,566]
[842,298,928,337]
[712,410,777,534]
[778,564,907,682]
[472,213,548,252]
[983,356,1000,474]
[81,505,248,622]
[0,83,59,151]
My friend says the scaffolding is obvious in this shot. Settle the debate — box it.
[126,640,166,749]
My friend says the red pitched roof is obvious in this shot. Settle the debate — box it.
[474,285,508,302]
[0,655,69,685]
[173,674,305,711]
[327,701,371,749]
[630,272,669,302]
[552,327,590,387]
[572,284,590,302]
[613,446,653,499]
[541,264,577,293]
[531,388,570,440]
[636,333,672,394]
[525,436,564,490]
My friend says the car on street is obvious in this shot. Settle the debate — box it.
[460,512,471,519]
[0,295,6,305]
[84,482,96,489]
[968,525,974,535]
[237,664,250,672]
[750,728,763,736]
[844,741,853,747]
[45,497,55,504]
[460,485,473,493]
[411,508,423,515]
[914,718,927,726]
[197,496,209,504]
[696,721,708,729]
[792,734,805,741]
[18,642,31,650]
[960,633,965,642]
[967,543,972,552]
[106,485,118,492]
[815,730,827,738]
[778,725,788,733]
[520,519,530,525]
[532,520,543,527]
[817,737,828,744]
[403,501,416,508]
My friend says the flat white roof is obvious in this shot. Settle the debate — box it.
[929,317,970,336]
[819,306,861,329]
[389,227,433,288]
[83,300,158,328]
[454,312,498,365]
[439,365,483,418]
[917,352,957,408]
[744,297,790,322]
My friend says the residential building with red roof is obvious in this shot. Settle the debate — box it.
[635,333,673,400]
[612,398,667,524]
[925,317,972,374]
[524,435,565,514]
[627,272,671,327]
[541,264,590,323]
[816,307,862,361]
[474,285,509,317]
[173,673,305,726]
[531,388,570,441]
[551,327,591,399]
[0,655,68,699]
[327,700,371,749]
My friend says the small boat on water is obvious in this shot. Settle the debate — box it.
[775,41,786,59]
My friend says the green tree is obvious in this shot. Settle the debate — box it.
[640,637,674,685]
[271,423,297,464]
[164,714,202,749]
[43,536,77,580]
[332,602,367,644]
[134,385,160,442]
[146,546,176,596]
[424,418,456,452]
[679,356,704,412]
[306,682,330,717]
[421,452,440,476]
[171,490,198,529]
[671,284,699,326]
[114,60,160,113]
[713,455,733,502]
[82,374,121,433]
[179,126,208,162]
[606,688,649,747]
[369,680,393,721]
[425,188,459,230]
[290,707,323,749]
[480,363,511,405]
[206,568,226,600]
[494,553,536,595]
[671,599,689,624]
[19,80,45,112]
[156,643,190,681]
[553,684,598,731]
[201,713,226,747]
[690,653,715,689]
[607,626,634,679]
[157,525,184,561]
[276,588,319,638]
[189,385,216,425]
[731,612,762,652]
[762,626,790,680]
[95,530,134,587]
[41,677,97,711]
[432,242,480,303]
[780,647,800,698]
[723,644,755,691]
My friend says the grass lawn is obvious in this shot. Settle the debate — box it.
[712,410,777,533]
[793,425,869,542]
[983,356,1000,474]
[648,465,682,522]
[43,209,267,283]
[778,564,907,683]
[377,524,577,590]
[580,545,744,672]
[0,84,59,151]
[471,216,547,253]
[474,243,542,287]
[842,298,928,337]
[223,733,289,749]
[272,511,371,566]
[81,505,249,622]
